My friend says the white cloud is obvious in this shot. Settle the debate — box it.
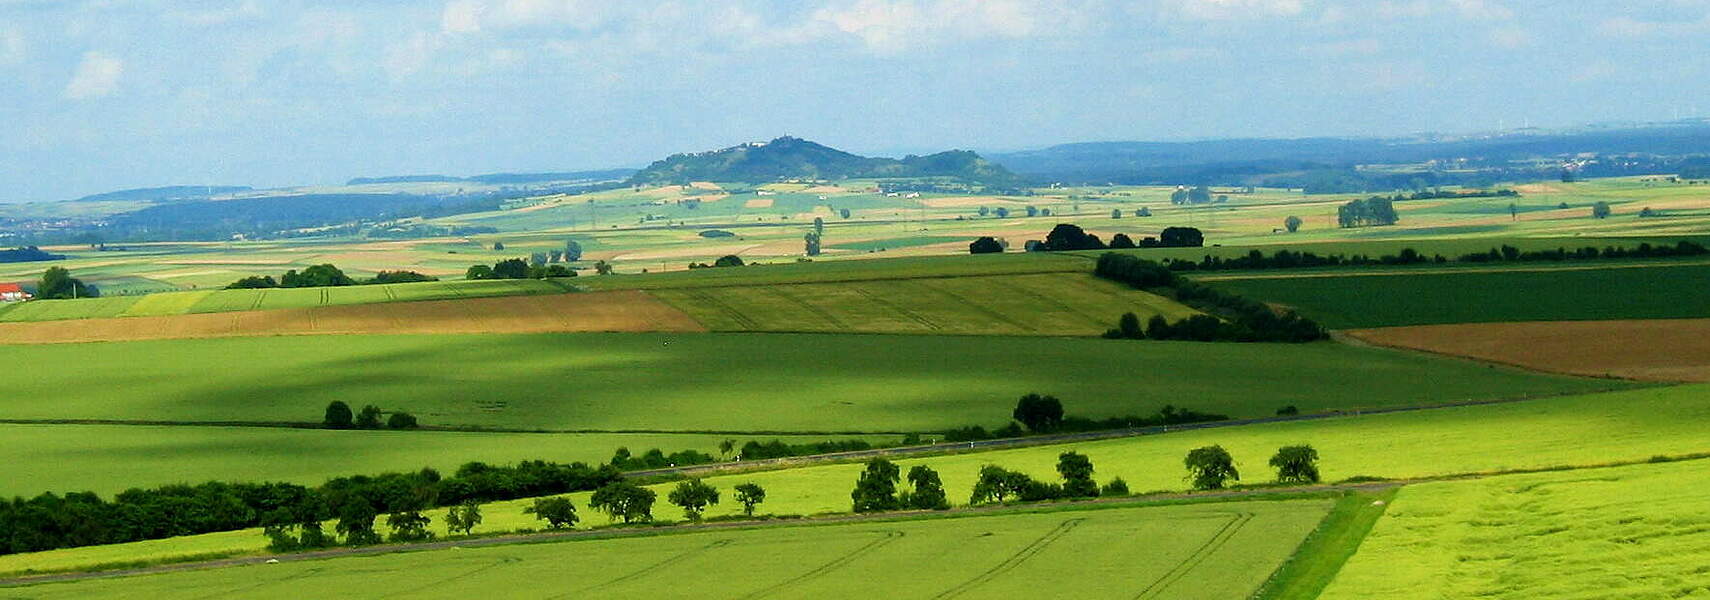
[438,0,612,33]
[382,32,442,78]
[803,0,1058,52]
[1447,0,1513,20]
[1487,26,1531,48]
[63,51,123,99]
[167,1,264,26]
[1302,38,1381,56]
[441,0,484,33]
[0,27,24,66]
[1598,14,1710,37]
[1170,0,1306,20]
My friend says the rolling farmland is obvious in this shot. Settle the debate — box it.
[0,279,571,324]
[0,332,1627,431]
[5,500,1332,600]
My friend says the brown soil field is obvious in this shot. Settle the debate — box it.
[743,198,775,208]
[1346,319,1710,382]
[0,290,704,344]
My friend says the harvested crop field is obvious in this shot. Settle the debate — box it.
[1346,319,1710,382]
[0,290,703,344]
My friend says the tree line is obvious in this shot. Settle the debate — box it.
[465,258,575,280]
[1152,240,1708,274]
[0,246,65,264]
[227,264,438,290]
[943,394,1228,442]
[1095,253,1328,343]
[0,460,624,556]
[970,224,1203,255]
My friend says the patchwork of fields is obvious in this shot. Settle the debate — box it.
[6,500,1332,600]
[652,272,1198,335]
[1321,459,1710,599]
[0,290,702,344]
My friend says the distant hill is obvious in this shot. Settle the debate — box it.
[73,185,253,203]
[628,137,1022,185]
[988,121,1710,189]
[347,169,635,187]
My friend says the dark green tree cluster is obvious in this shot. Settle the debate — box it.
[524,497,579,529]
[0,246,66,264]
[689,254,746,269]
[736,439,873,460]
[1094,254,1327,343]
[734,483,767,516]
[466,258,574,280]
[945,397,1227,442]
[667,479,720,521]
[1336,197,1399,228]
[1012,393,1065,433]
[1184,445,1240,490]
[1457,240,1705,263]
[3,457,623,556]
[323,401,416,430]
[968,453,1113,505]
[591,481,656,524]
[969,236,1004,254]
[609,447,718,470]
[226,264,437,289]
[851,460,949,513]
[36,267,93,299]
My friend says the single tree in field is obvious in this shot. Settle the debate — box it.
[978,206,990,217]
[969,465,1032,504]
[719,438,737,459]
[387,412,419,429]
[445,500,483,535]
[1184,445,1240,490]
[36,266,89,300]
[850,458,902,513]
[385,510,433,542]
[1057,452,1099,498]
[813,216,825,235]
[712,255,745,268]
[1117,312,1144,339]
[1269,445,1321,484]
[839,208,852,219]
[492,258,530,279]
[667,479,720,521]
[734,483,767,516]
[336,500,381,546]
[804,231,822,257]
[1137,207,1152,217]
[355,405,383,429]
[594,260,614,275]
[1592,201,1612,219]
[323,401,354,428]
[564,239,584,262]
[524,497,579,529]
[465,264,494,280]
[1284,215,1303,233]
[902,465,950,510]
[492,241,505,251]
[1109,233,1137,249]
[1100,477,1130,496]
[1012,393,1065,433]
[590,481,656,524]
[1111,208,1122,219]
[969,236,1004,254]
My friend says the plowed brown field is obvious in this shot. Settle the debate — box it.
[1347,319,1710,382]
[0,290,704,344]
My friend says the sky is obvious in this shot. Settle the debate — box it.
[2,0,1709,202]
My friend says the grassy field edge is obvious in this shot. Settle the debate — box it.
[1252,487,1398,600]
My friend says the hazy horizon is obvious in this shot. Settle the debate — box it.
[4,0,1709,202]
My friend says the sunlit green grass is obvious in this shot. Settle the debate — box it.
[5,499,1331,599]
[1320,458,1710,599]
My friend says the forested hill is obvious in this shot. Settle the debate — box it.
[627,137,1022,185]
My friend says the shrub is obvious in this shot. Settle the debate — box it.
[387,412,419,429]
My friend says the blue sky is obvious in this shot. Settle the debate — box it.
[2,0,1708,202]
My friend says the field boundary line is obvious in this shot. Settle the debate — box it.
[908,278,1037,334]
[685,289,761,330]
[765,285,850,331]
[849,284,941,331]
[1132,511,1253,599]
[735,530,904,599]
[377,555,522,599]
[1189,257,1710,282]
[554,538,734,597]
[932,518,1084,599]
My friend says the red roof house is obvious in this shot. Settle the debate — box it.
[0,283,31,302]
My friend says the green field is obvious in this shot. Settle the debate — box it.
[1321,459,1710,599]
[577,251,1091,291]
[0,333,1627,432]
[652,273,1198,335]
[4,499,1332,600]
[8,384,1703,577]
[1208,263,1710,328]
[0,279,570,323]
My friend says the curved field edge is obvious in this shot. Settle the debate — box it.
[5,384,1707,579]
[2,497,1333,600]
[1252,487,1398,600]
[1345,319,1710,383]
